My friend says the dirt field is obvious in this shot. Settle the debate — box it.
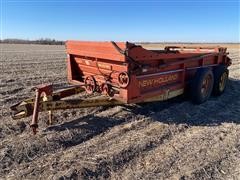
[0,43,240,179]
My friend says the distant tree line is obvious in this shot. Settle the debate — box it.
[0,38,65,45]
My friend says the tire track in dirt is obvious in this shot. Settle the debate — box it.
[114,124,240,179]
[0,106,131,176]
[188,147,240,180]
[3,115,189,179]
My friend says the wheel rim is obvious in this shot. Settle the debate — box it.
[219,72,227,92]
[201,74,212,97]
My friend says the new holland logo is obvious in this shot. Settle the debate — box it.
[139,74,179,88]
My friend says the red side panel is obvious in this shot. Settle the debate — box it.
[66,41,126,62]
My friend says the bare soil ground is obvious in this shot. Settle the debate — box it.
[0,43,240,180]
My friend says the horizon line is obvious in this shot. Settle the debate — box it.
[1,38,240,44]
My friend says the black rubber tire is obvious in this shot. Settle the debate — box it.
[212,65,229,96]
[191,68,214,104]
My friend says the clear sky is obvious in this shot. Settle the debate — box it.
[1,0,239,42]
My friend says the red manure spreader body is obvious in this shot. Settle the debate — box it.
[11,41,232,134]
[66,41,231,103]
